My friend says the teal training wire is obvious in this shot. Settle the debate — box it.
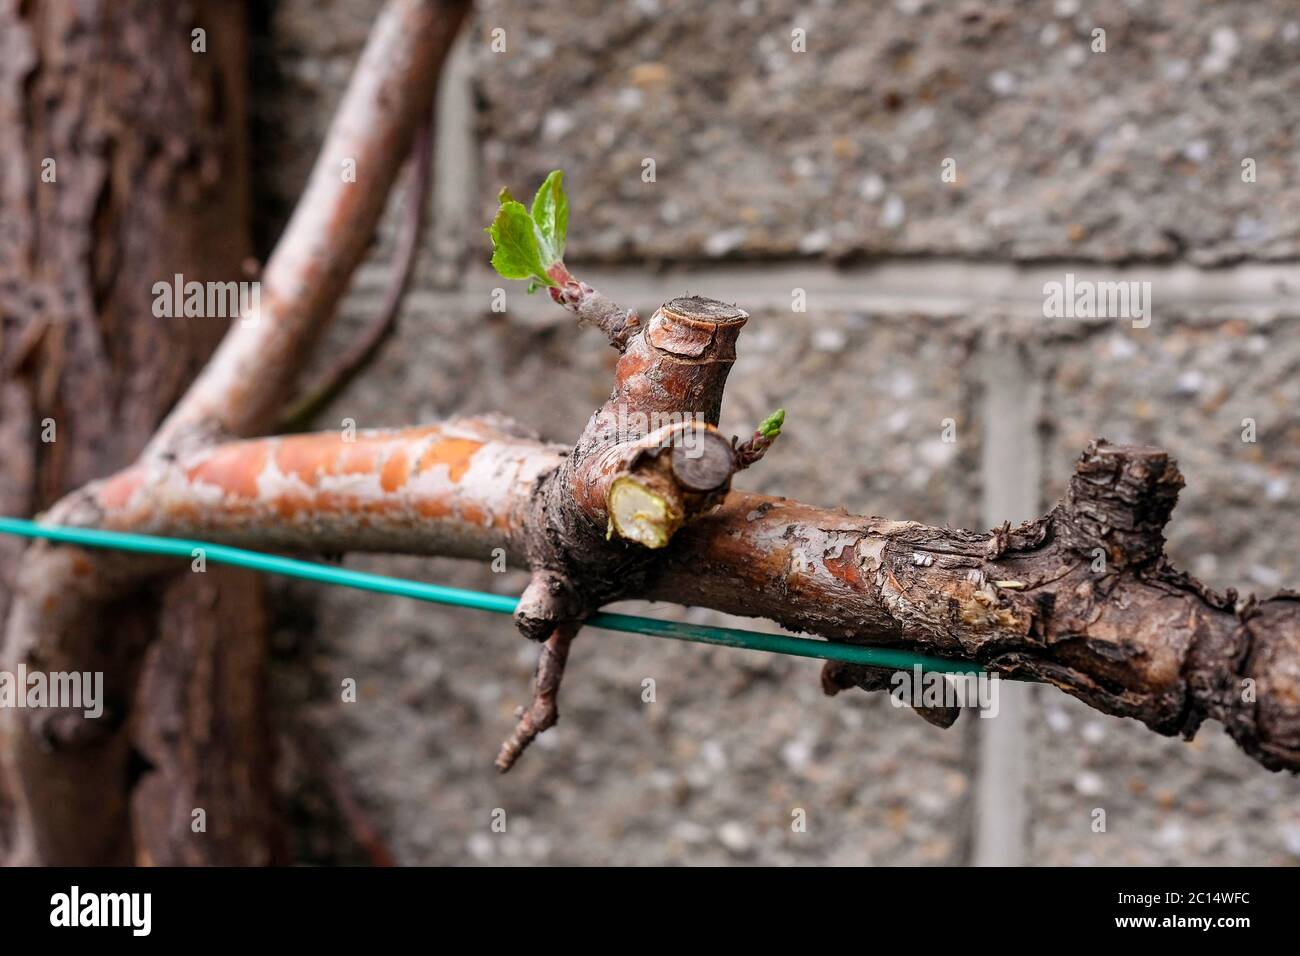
[0,516,982,675]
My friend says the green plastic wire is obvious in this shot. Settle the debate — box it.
[0,516,982,675]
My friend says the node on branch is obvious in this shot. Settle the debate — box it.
[1056,439,1183,571]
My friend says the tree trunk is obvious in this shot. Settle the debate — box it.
[0,0,281,864]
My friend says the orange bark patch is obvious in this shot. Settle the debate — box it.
[336,441,382,476]
[187,442,268,498]
[272,494,309,520]
[98,468,144,511]
[614,350,652,390]
[415,437,481,483]
[415,496,452,519]
[380,449,409,492]
[275,436,343,485]
[458,500,489,528]
[275,433,404,487]
[824,547,864,589]
[397,423,448,441]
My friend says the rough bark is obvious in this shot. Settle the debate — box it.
[1,0,471,864]
[62,420,1300,774]
[0,0,279,864]
[4,0,1295,870]
[647,443,1300,772]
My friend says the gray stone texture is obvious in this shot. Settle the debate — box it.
[471,0,1300,264]
[1034,312,1300,599]
[250,0,1300,865]
[1024,310,1300,866]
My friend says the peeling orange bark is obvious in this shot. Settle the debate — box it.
[379,450,408,492]
[187,442,269,498]
[70,420,560,562]
[414,437,482,483]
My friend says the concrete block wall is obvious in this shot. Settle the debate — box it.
[253,0,1300,864]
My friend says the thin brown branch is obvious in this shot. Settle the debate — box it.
[279,114,437,433]
[545,262,640,349]
[495,623,580,773]
[147,0,470,457]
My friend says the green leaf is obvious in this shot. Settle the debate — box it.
[485,199,555,285]
[757,408,785,439]
[530,170,568,262]
[486,173,573,288]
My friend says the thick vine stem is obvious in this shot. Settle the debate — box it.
[649,441,1300,773]
[20,425,1300,772]
[0,0,473,865]
[518,296,749,611]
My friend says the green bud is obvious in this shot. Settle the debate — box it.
[757,408,785,440]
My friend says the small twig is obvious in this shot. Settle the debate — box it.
[734,408,784,469]
[821,660,960,728]
[496,622,580,772]
[545,263,639,350]
[279,111,436,433]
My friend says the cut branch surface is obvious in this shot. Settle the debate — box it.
[608,474,684,548]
